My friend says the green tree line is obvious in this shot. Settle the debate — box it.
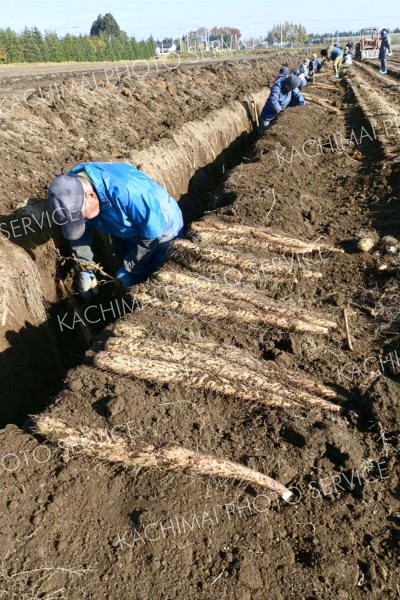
[0,27,156,64]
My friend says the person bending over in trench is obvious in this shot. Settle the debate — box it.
[294,69,308,90]
[259,74,305,133]
[308,53,322,77]
[321,44,343,78]
[47,162,184,297]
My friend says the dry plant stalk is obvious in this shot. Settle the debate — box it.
[36,416,293,499]
[252,94,259,128]
[0,562,91,600]
[172,239,322,279]
[191,221,344,254]
[343,307,354,351]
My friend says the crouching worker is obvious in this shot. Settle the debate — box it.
[47,162,184,296]
[309,53,322,76]
[294,68,308,90]
[259,74,305,133]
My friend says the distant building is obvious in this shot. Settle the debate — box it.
[155,42,177,55]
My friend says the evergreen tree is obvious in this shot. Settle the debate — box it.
[90,13,122,37]
[0,27,21,62]
[20,27,44,62]
[43,31,61,62]
[0,26,172,64]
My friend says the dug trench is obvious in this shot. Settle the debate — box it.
[0,60,399,600]
[0,54,289,425]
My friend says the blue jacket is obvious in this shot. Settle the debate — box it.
[260,79,305,121]
[330,47,343,59]
[312,58,322,72]
[379,35,391,57]
[68,162,183,241]
[299,63,309,76]
[294,69,308,90]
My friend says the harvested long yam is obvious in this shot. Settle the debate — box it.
[112,323,338,401]
[155,271,337,329]
[193,230,318,255]
[191,221,344,254]
[135,291,331,335]
[172,239,322,279]
[303,95,341,114]
[36,416,293,499]
[95,350,298,408]
[104,337,340,412]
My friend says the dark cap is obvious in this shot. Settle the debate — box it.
[284,74,301,91]
[278,66,290,77]
[47,174,85,241]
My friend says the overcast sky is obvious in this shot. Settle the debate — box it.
[1,0,399,39]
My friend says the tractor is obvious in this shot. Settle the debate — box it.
[354,28,380,61]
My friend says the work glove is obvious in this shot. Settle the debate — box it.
[115,266,135,293]
[76,270,99,298]
[388,51,393,56]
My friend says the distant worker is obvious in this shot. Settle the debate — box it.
[294,68,308,90]
[345,41,354,57]
[299,59,311,79]
[343,46,353,67]
[47,162,183,296]
[379,29,392,74]
[309,53,322,76]
[321,45,343,78]
[259,74,306,132]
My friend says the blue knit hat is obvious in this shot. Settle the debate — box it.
[278,66,290,77]
[284,74,301,91]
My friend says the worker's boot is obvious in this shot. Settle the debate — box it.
[379,69,387,74]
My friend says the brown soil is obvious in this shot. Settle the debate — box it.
[0,53,296,422]
[0,57,399,600]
